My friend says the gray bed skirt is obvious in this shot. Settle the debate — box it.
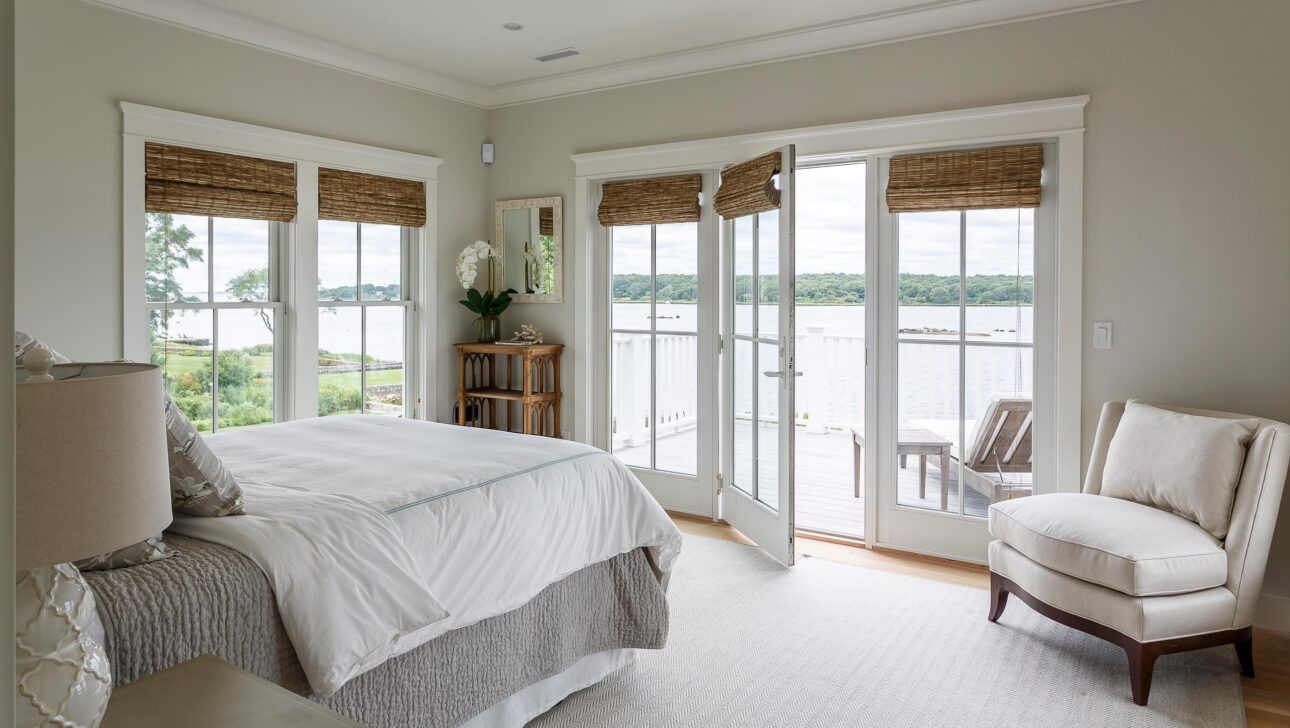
[83,535,669,727]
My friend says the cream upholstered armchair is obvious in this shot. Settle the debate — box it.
[986,401,1289,705]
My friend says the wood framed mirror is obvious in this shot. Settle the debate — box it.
[494,196,562,303]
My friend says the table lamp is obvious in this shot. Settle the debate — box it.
[15,349,172,728]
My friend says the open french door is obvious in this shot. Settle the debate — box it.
[720,146,796,566]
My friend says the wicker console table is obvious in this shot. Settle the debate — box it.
[455,342,563,437]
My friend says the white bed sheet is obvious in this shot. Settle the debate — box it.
[176,416,682,695]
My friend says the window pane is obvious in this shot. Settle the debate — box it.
[364,306,405,416]
[146,213,208,303]
[217,308,274,430]
[733,216,754,338]
[153,308,213,432]
[318,307,362,416]
[963,345,1033,514]
[653,334,696,475]
[611,332,651,469]
[213,218,271,302]
[757,210,780,340]
[611,226,651,331]
[654,223,697,333]
[966,208,1033,344]
[361,224,402,301]
[318,220,358,301]
[756,341,780,510]
[898,211,960,340]
[897,342,961,513]
[731,338,755,495]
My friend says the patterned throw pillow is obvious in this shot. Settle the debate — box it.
[164,393,245,516]
[74,535,172,572]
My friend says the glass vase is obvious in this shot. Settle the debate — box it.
[475,315,501,343]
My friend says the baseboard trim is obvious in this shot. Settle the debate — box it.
[1256,592,1290,632]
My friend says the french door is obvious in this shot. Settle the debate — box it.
[720,146,797,566]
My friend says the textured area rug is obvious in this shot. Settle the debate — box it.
[530,535,1245,728]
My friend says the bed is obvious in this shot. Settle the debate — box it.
[83,416,683,727]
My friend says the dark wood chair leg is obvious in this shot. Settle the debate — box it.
[1236,636,1255,678]
[987,572,1009,623]
[1126,643,1159,706]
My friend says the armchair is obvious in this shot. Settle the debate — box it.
[986,401,1289,705]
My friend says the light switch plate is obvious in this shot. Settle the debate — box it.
[1093,321,1112,349]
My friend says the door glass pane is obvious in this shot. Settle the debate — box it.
[654,334,696,475]
[154,308,213,432]
[963,345,1033,513]
[318,220,358,301]
[364,306,405,416]
[217,308,274,430]
[757,210,780,340]
[361,224,402,301]
[318,307,362,416]
[610,332,652,468]
[966,209,1033,344]
[897,342,960,513]
[898,211,960,340]
[756,341,780,510]
[213,218,270,302]
[148,213,209,303]
[611,225,651,331]
[733,216,754,337]
[654,223,697,333]
[732,338,755,495]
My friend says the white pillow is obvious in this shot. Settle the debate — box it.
[1102,400,1258,540]
[13,330,71,366]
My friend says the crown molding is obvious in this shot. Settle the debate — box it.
[87,0,490,107]
[88,0,1138,110]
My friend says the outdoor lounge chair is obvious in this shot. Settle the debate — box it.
[960,394,1032,503]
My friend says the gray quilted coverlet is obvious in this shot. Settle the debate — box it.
[84,535,668,727]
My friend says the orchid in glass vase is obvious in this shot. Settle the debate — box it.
[456,240,515,343]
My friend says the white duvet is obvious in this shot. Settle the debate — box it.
[169,416,683,696]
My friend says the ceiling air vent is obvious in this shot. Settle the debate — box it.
[533,47,580,63]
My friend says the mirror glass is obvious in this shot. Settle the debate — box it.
[496,197,561,301]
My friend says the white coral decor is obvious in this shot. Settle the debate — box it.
[456,240,497,290]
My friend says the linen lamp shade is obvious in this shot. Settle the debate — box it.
[16,362,172,571]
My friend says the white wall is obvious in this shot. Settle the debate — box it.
[1,1,16,721]
[13,0,491,421]
[488,0,1290,608]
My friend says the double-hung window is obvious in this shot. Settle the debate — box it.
[317,220,413,417]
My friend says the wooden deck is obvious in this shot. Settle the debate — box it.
[615,424,1001,539]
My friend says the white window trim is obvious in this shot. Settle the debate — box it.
[121,102,442,422]
[572,96,1086,494]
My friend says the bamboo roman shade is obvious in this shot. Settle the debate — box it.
[886,144,1043,213]
[318,168,426,227]
[144,142,297,222]
[597,174,702,227]
[714,151,782,219]
[539,206,554,236]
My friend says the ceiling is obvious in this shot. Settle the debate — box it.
[91,0,1137,107]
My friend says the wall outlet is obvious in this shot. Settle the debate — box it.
[1093,321,1113,349]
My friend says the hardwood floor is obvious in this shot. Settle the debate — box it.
[672,516,1290,726]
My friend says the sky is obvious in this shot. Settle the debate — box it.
[611,161,1034,279]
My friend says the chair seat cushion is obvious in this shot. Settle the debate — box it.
[988,493,1227,596]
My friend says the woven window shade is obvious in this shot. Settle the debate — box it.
[539,206,554,236]
[597,174,701,227]
[714,151,781,219]
[887,144,1043,212]
[319,168,426,227]
[144,142,296,222]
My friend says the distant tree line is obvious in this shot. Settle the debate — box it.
[318,283,402,301]
[612,273,1032,305]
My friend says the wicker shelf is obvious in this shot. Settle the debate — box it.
[455,342,563,437]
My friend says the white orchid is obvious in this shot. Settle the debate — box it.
[456,240,497,289]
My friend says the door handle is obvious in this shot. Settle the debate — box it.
[762,370,804,378]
